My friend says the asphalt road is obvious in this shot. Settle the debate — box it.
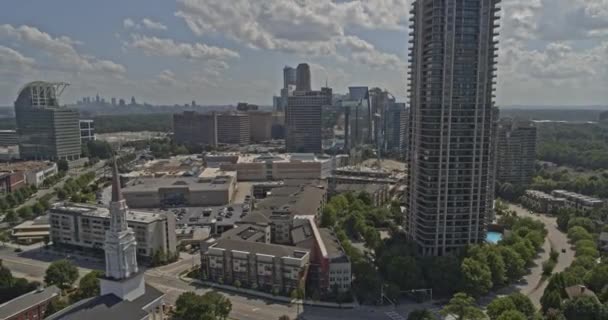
[15,160,108,211]
[507,203,575,307]
[0,245,438,320]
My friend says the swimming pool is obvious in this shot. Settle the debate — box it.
[486,231,503,244]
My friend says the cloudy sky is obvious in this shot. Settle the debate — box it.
[0,0,607,107]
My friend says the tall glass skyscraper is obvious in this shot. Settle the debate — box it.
[14,82,81,161]
[406,0,501,256]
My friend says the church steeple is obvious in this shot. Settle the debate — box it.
[111,158,123,202]
[104,156,138,280]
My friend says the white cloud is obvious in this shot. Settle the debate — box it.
[129,35,239,61]
[0,45,35,70]
[175,0,407,69]
[156,69,177,86]
[141,18,168,31]
[123,18,137,29]
[0,24,126,76]
[124,18,168,31]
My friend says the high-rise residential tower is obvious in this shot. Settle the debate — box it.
[406,0,501,256]
[296,63,311,92]
[496,119,537,187]
[14,81,81,161]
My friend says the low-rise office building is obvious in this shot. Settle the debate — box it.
[201,238,309,294]
[0,161,58,187]
[172,203,250,234]
[291,217,351,294]
[521,190,566,214]
[12,215,50,244]
[329,166,404,186]
[122,175,235,208]
[0,171,26,193]
[0,286,61,320]
[551,190,604,212]
[219,153,336,181]
[49,203,177,258]
[176,226,211,245]
[254,180,327,244]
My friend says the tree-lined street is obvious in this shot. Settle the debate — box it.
[506,203,575,307]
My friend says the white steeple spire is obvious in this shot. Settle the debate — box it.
[103,159,138,280]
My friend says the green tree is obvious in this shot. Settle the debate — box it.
[85,140,114,159]
[567,217,595,233]
[486,248,507,286]
[13,190,24,204]
[568,226,593,242]
[387,256,424,290]
[173,292,214,320]
[205,291,232,320]
[440,292,486,320]
[44,297,69,317]
[0,263,39,304]
[0,232,8,247]
[0,263,14,288]
[487,296,517,320]
[57,159,69,172]
[56,189,68,200]
[320,205,337,227]
[545,309,566,320]
[5,194,16,207]
[584,265,608,293]
[17,206,33,220]
[4,210,18,223]
[499,246,526,281]
[77,270,102,299]
[45,259,79,290]
[32,202,45,215]
[407,309,437,320]
[461,258,493,297]
[290,286,305,316]
[541,290,563,313]
[423,255,462,296]
[574,239,596,251]
[562,296,604,320]
[357,191,372,206]
[496,310,526,320]
[508,293,535,319]
[152,248,167,266]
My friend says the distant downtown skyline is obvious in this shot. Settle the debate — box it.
[0,0,607,106]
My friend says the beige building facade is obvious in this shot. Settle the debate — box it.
[49,203,177,258]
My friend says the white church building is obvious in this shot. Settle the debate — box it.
[46,162,166,320]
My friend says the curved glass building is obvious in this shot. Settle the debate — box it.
[14,81,81,161]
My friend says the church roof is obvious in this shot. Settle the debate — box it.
[45,285,164,320]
